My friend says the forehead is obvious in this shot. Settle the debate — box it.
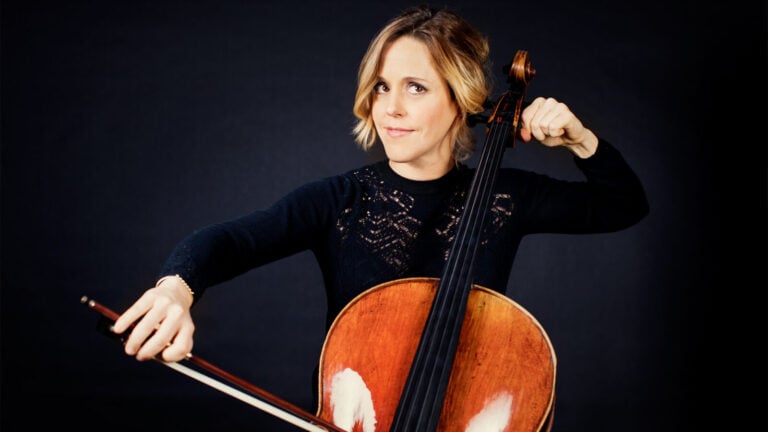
[379,36,440,80]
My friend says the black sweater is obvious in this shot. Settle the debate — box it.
[160,139,649,327]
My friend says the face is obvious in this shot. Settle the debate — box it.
[372,36,458,180]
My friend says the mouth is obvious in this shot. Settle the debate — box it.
[384,127,414,138]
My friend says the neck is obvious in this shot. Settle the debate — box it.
[388,159,454,181]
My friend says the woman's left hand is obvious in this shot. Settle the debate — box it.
[519,96,598,158]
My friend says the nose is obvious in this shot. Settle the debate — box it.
[385,91,404,117]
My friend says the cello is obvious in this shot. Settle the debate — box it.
[316,50,556,431]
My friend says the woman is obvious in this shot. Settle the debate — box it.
[113,4,648,429]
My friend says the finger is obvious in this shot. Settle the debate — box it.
[112,295,154,334]
[526,111,546,142]
[123,304,167,357]
[527,98,558,141]
[135,302,191,361]
[539,110,569,139]
[536,103,560,134]
[533,99,569,141]
[530,120,546,142]
[133,317,176,361]
[161,323,195,362]
[518,127,532,142]
[520,97,544,132]
[143,303,190,361]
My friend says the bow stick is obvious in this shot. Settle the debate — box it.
[81,296,344,432]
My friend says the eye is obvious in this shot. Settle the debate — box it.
[373,81,389,94]
[407,82,427,95]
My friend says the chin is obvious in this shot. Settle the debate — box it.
[380,146,397,160]
[382,150,414,164]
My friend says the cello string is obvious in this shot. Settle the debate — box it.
[391,115,499,428]
[431,116,511,395]
[426,117,513,428]
[395,108,515,429]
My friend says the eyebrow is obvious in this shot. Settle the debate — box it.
[376,75,431,84]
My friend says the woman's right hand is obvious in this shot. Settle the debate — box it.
[112,276,195,362]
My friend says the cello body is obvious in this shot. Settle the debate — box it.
[317,277,556,432]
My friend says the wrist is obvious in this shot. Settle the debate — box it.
[156,274,195,306]
[567,129,599,159]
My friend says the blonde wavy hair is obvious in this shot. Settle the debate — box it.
[352,5,492,162]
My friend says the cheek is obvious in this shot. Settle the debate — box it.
[371,101,385,126]
[424,105,457,135]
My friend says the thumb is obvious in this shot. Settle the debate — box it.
[518,127,532,142]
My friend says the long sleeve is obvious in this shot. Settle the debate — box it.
[511,138,649,235]
[157,175,353,300]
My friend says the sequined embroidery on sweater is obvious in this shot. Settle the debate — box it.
[336,164,515,278]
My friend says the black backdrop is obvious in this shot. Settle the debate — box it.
[2,1,766,431]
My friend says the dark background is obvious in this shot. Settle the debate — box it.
[2,0,766,430]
